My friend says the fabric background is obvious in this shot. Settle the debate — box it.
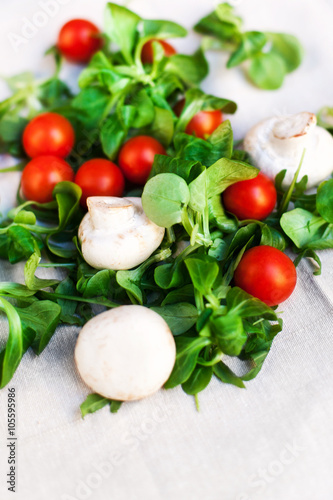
[0,1,332,499]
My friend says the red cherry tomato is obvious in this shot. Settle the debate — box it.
[222,172,277,221]
[234,246,297,306]
[141,39,176,64]
[21,156,74,203]
[23,112,75,159]
[57,19,103,63]
[174,99,223,139]
[75,159,125,207]
[118,136,167,185]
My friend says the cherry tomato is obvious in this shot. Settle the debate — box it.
[21,156,74,203]
[57,19,103,63]
[23,112,75,159]
[174,99,223,139]
[75,159,125,207]
[118,136,166,185]
[141,39,176,64]
[234,245,297,306]
[222,172,277,221]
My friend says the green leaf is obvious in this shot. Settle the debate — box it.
[164,336,211,389]
[72,88,110,127]
[0,298,35,388]
[208,196,238,233]
[176,88,237,134]
[280,208,328,248]
[24,248,59,291]
[165,49,209,85]
[0,282,37,298]
[83,270,115,299]
[130,89,155,128]
[52,181,82,232]
[6,226,36,264]
[80,394,110,418]
[17,301,61,354]
[207,158,258,198]
[241,349,271,381]
[150,155,204,183]
[267,32,303,73]
[215,3,243,30]
[174,120,234,166]
[151,303,198,335]
[317,106,333,132]
[13,210,36,225]
[226,287,278,320]
[294,248,322,276]
[214,361,246,389]
[110,400,123,413]
[150,107,174,147]
[78,52,129,93]
[260,224,286,251]
[182,364,213,395]
[208,120,233,159]
[100,106,135,160]
[211,312,247,356]
[227,31,267,68]
[185,255,219,296]
[0,113,28,143]
[142,173,190,227]
[316,179,333,223]
[104,3,141,64]
[188,169,207,213]
[55,278,80,325]
[142,20,187,39]
[247,52,287,90]
[154,261,189,290]
[161,284,195,306]
[116,270,144,305]
[194,9,241,42]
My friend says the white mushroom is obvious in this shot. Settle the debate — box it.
[243,112,333,188]
[75,305,176,401]
[78,196,165,270]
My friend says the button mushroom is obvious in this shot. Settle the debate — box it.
[78,196,165,270]
[74,305,176,401]
[243,112,333,188]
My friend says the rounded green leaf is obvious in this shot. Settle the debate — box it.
[317,179,333,224]
[142,173,190,228]
[247,52,286,90]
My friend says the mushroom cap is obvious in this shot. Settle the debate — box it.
[75,305,176,401]
[78,196,165,270]
[243,112,333,188]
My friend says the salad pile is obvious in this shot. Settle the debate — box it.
[0,2,332,416]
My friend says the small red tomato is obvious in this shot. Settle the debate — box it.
[75,159,125,207]
[57,19,103,63]
[118,136,166,185]
[21,156,74,203]
[234,246,297,306]
[141,39,176,64]
[23,112,75,159]
[174,99,223,139]
[222,172,277,221]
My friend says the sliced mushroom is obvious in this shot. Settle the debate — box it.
[243,111,333,188]
[78,196,165,270]
[75,305,176,401]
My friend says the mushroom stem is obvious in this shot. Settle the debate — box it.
[87,197,135,231]
[270,112,317,157]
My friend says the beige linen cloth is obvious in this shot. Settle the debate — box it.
[0,1,333,499]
